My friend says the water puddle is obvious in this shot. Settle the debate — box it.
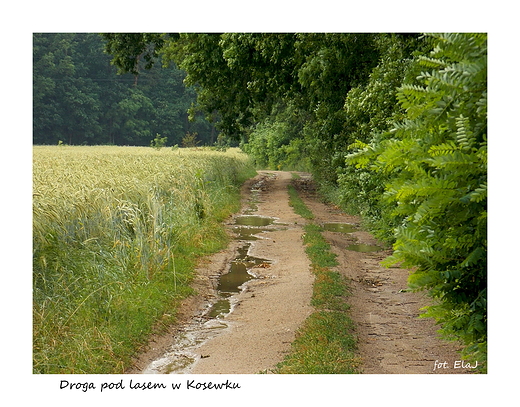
[232,215,281,240]
[142,318,228,374]
[323,222,357,233]
[235,214,275,227]
[207,243,271,318]
[346,243,383,252]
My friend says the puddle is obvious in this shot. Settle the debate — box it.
[323,222,357,233]
[142,318,228,374]
[207,244,270,318]
[232,226,264,241]
[346,243,383,252]
[207,299,231,318]
[232,215,280,240]
[235,215,276,227]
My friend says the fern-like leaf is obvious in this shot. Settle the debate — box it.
[455,115,476,150]
[466,182,487,203]
[428,141,459,156]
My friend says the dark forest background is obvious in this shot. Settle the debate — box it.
[33,33,217,146]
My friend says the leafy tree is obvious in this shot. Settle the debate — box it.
[347,33,487,366]
[116,87,154,144]
[242,101,311,170]
[101,33,167,76]
[101,33,382,149]
[33,33,104,144]
[337,34,425,238]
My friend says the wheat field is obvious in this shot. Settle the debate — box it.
[33,145,255,373]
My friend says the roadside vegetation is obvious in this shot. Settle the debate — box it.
[274,180,359,373]
[33,146,255,373]
[102,33,486,368]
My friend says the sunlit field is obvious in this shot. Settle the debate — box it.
[33,145,255,373]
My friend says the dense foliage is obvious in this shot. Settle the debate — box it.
[364,34,487,364]
[346,35,486,367]
[33,33,217,146]
[89,32,488,367]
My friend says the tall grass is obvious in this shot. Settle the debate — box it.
[33,146,256,373]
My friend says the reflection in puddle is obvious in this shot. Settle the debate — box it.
[207,243,271,318]
[235,215,275,227]
[323,222,357,233]
[232,226,263,241]
[206,198,276,319]
[207,299,231,318]
[346,243,382,252]
[232,215,283,241]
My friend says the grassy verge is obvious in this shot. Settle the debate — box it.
[273,181,359,373]
[287,184,314,220]
[33,146,256,373]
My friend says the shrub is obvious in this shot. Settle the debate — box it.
[347,33,487,368]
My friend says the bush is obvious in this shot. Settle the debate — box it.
[347,33,487,368]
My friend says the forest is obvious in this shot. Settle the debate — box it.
[34,33,487,367]
[33,33,219,146]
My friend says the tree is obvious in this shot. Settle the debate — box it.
[33,33,103,144]
[101,33,381,147]
[33,33,216,146]
[337,34,425,237]
[101,33,167,76]
[347,33,487,366]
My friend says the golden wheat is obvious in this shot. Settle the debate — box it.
[33,145,254,373]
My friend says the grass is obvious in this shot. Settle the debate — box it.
[274,311,358,374]
[273,180,360,374]
[287,184,314,220]
[33,145,256,373]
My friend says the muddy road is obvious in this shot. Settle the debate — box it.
[128,171,471,374]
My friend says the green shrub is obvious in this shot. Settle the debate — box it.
[347,33,487,368]
[150,133,168,149]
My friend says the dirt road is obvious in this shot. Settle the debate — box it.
[128,171,471,374]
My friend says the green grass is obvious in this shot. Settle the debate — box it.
[287,183,314,220]
[273,182,359,374]
[303,223,338,268]
[274,311,358,374]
